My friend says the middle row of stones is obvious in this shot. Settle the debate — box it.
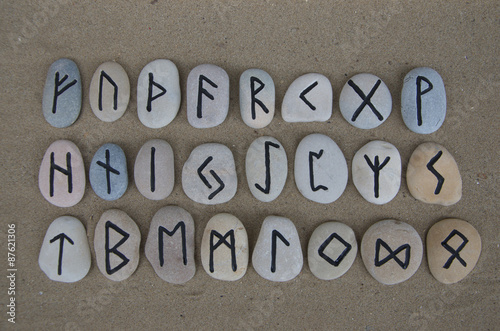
[40,135,462,208]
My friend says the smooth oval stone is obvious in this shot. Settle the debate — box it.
[401,67,446,134]
[294,134,348,204]
[182,143,237,205]
[89,143,128,201]
[137,59,181,129]
[94,209,141,281]
[246,136,287,202]
[145,206,196,284]
[239,68,275,129]
[89,61,130,122]
[361,219,422,285]
[38,216,91,283]
[308,222,357,280]
[281,73,332,122]
[407,142,462,206]
[427,218,481,284]
[252,216,303,282]
[186,64,229,128]
[201,213,248,281]
[42,58,81,128]
[352,140,401,204]
[339,73,392,129]
[134,139,174,200]
[38,140,85,207]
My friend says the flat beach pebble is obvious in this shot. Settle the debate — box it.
[39,140,86,207]
[361,219,422,285]
[252,216,303,282]
[240,68,275,129]
[246,136,287,202]
[182,143,237,205]
[294,134,348,204]
[89,61,130,122]
[145,206,196,284]
[89,143,128,201]
[308,222,357,280]
[401,67,446,134]
[94,209,141,281]
[39,216,91,283]
[134,139,175,200]
[339,73,392,129]
[406,142,462,206]
[352,140,401,204]
[137,59,181,129]
[42,58,81,128]
[427,218,481,284]
[201,213,248,281]
[281,73,332,122]
[187,64,229,128]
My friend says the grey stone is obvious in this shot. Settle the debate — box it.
[294,134,348,204]
[308,222,358,280]
[401,67,446,134]
[187,64,229,128]
[239,68,275,128]
[352,140,401,204]
[137,59,181,129]
[182,143,237,205]
[38,216,91,283]
[94,209,141,281]
[134,139,174,200]
[42,58,81,128]
[252,216,303,282]
[89,61,130,122]
[246,136,287,202]
[145,206,196,284]
[339,73,392,129]
[282,73,332,122]
[89,143,128,201]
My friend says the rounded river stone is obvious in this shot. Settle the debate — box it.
[240,68,275,129]
[89,143,128,201]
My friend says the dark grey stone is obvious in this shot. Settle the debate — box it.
[89,143,128,201]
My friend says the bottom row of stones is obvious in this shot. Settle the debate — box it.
[39,206,481,285]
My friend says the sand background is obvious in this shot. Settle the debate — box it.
[0,1,499,329]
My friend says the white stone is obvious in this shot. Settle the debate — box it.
[239,68,275,128]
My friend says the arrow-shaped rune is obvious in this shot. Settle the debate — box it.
[299,81,318,111]
[426,150,445,195]
[49,233,74,275]
[197,156,225,200]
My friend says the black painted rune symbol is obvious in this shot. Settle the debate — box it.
[318,233,352,266]
[426,151,445,195]
[374,239,411,270]
[441,229,468,269]
[348,79,384,122]
[197,156,225,200]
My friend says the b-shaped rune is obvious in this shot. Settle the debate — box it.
[309,150,328,192]
[197,156,225,200]
[318,233,352,267]
[441,229,468,269]
[255,141,280,194]
[105,221,130,275]
[426,150,445,195]
[364,155,391,198]
[374,238,411,270]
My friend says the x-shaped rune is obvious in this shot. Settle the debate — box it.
[348,79,383,122]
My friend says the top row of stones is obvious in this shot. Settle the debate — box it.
[43,59,446,134]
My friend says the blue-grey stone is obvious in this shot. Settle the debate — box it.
[401,67,446,134]
[89,143,128,201]
[42,58,81,128]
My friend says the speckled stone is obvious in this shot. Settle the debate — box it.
[89,143,128,201]
[294,134,348,204]
[240,68,275,129]
[352,140,401,204]
[201,213,248,281]
[182,143,237,205]
[339,73,392,129]
[42,58,81,128]
[137,59,181,129]
[361,219,422,285]
[252,216,303,282]
[94,209,141,281]
[282,73,332,122]
[89,61,130,122]
[308,222,357,280]
[406,142,462,206]
[39,140,85,208]
[145,206,196,284]
[401,67,446,134]
[187,64,229,128]
[38,216,91,283]
[134,139,174,200]
[427,218,481,284]
[246,136,287,202]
